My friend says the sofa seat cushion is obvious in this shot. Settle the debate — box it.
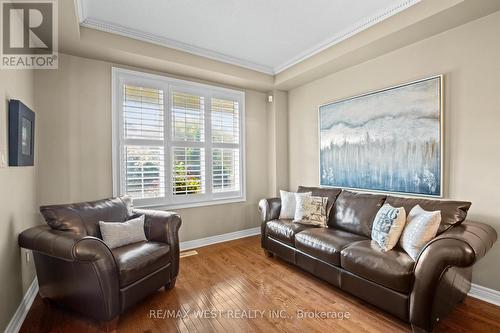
[295,228,367,266]
[266,219,317,246]
[112,241,170,287]
[340,240,415,293]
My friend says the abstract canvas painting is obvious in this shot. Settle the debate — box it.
[319,76,442,197]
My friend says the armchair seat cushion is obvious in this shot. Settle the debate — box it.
[266,219,317,246]
[295,228,367,266]
[341,240,415,293]
[112,241,170,287]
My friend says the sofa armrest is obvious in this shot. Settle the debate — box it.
[410,221,497,331]
[258,198,281,249]
[18,225,120,320]
[134,209,182,279]
[258,198,281,222]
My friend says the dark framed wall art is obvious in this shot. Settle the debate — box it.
[9,100,35,166]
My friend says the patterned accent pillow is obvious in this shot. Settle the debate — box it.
[399,205,441,260]
[371,203,406,251]
[99,215,147,249]
[293,195,329,227]
[279,190,311,219]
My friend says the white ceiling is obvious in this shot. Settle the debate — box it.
[77,0,420,74]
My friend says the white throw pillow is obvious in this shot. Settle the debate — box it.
[293,195,329,227]
[99,215,147,249]
[399,205,441,260]
[371,203,406,251]
[279,190,311,219]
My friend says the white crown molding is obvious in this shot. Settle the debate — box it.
[180,227,260,251]
[75,0,420,76]
[4,278,38,333]
[79,17,275,75]
[273,0,421,73]
[469,283,500,306]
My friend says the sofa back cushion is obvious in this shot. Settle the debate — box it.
[385,196,471,234]
[40,197,131,237]
[297,186,342,218]
[331,190,387,237]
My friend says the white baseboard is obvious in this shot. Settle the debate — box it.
[180,226,260,251]
[469,283,500,306]
[4,278,39,333]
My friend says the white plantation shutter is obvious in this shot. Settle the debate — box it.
[122,85,165,200]
[113,68,245,208]
[211,98,240,195]
[171,91,205,196]
[124,85,164,140]
[213,148,239,192]
[212,98,239,144]
[172,92,205,142]
[125,146,165,198]
[172,147,205,195]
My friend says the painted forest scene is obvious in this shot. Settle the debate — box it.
[319,77,442,196]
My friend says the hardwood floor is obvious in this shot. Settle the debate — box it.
[20,235,500,333]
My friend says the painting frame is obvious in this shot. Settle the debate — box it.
[9,99,36,167]
[318,75,444,198]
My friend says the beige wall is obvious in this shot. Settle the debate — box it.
[288,11,500,290]
[0,70,37,330]
[35,53,269,242]
[266,90,289,197]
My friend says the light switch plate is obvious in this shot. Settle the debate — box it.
[0,151,6,168]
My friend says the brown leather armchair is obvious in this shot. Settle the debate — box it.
[18,197,181,324]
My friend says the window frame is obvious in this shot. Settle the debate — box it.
[112,67,246,209]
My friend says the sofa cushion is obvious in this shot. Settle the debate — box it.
[371,203,407,251]
[279,190,311,219]
[40,197,131,237]
[112,241,170,287]
[385,196,471,234]
[330,190,387,237]
[295,228,367,266]
[399,205,441,260]
[266,219,317,246]
[340,240,415,293]
[293,196,329,227]
[298,186,342,219]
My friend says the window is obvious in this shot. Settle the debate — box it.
[112,68,245,208]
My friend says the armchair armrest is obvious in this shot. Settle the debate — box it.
[18,225,120,321]
[133,209,182,279]
[410,221,497,331]
[19,225,115,262]
[258,198,281,222]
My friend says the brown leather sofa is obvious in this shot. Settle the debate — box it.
[259,187,497,333]
[18,197,181,325]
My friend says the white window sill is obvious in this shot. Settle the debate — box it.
[135,196,247,211]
